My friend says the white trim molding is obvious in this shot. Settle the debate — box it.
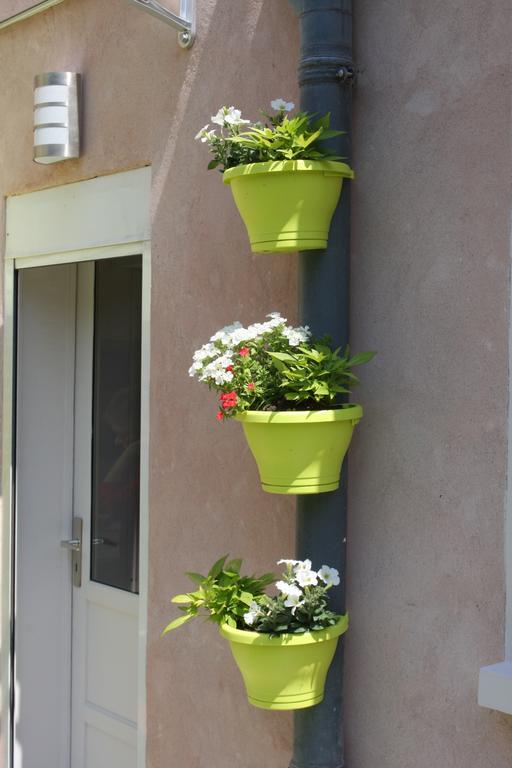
[478,218,512,716]
[479,663,512,715]
[6,166,151,260]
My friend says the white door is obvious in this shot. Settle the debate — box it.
[14,256,143,768]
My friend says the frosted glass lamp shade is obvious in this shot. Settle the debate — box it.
[33,72,81,165]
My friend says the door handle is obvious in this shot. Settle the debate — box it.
[60,517,82,587]
[60,538,80,551]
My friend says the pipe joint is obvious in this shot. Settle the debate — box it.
[299,55,355,86]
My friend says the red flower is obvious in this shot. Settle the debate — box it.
[239,347,250,357]
[247,382,255,390]
[225,365,234,372]
[216,411,225,422]
[220,391,238,408]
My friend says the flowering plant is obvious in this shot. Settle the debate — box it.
[195,99,343,172]
[189,312,374,421]
[163,556,341,637]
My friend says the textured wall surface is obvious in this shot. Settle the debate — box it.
[2,0,512,767]
[347,1,512,766]
[0,1,298,766]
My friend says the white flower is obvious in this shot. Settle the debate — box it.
[295,559,312,572]
[224,107,251,126]
[211,106,250,127]
[295,569,318,588]
[243,601,262,626]
[284,592,304,614]
[211,108,227,126]
[271,98,295,112]
[188,360,204,377]
[277,558,300,567]
[276,581,302,598]
[202,355,234,385]
[318,565,340,587]
[195,123,209,140]
[283,325,311,346]
[194,124,216,143]
[193,343,217,362]
[230,326,258,345]
[265,312,287,329]
[210,321,243,344]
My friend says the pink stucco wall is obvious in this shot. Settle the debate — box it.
[347,1,512,766]
[1,0,512,767]
[0,1,298,766]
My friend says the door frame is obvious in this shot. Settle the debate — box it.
[1,168,152,768]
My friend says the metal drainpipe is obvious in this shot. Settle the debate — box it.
[287,2,354,768]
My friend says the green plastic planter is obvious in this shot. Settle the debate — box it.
[235,405,362,494]
[223,160,354,253]
[219,615,348,710]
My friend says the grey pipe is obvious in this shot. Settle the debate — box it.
[288,2,353,767]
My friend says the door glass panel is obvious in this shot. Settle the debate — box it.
[91,255,142,593]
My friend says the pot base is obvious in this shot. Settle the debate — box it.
[251,235,328,253]
[248,692,324,710]
[262,480,339,494]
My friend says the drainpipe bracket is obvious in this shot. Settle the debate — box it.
[336,64,356,85]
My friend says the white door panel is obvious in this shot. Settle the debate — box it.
[71,260,140,768]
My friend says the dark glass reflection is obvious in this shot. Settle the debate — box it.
[91,255,142,593]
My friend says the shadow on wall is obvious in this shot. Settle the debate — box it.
[151,0,296,224]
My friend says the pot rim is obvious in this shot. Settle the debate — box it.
[219,614,348,646]
[223,159,354,184]
[234,404,362,424]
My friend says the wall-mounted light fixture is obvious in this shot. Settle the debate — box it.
[127,0,195,48]
[33,72,81,165]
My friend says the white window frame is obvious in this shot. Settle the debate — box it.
[1,167,152,767]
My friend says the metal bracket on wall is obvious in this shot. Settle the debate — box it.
[337,64,356,85]
[127,0,195,48]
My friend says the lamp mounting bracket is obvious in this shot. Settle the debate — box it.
[127,0,195,48]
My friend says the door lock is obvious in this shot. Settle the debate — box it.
[60,517,82,587]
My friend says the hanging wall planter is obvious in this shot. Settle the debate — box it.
[223,160,354,253]
[163,556,348,711]
[189,312,374,495]
[235,405,362,494]
[195,100,353,254]
[220,614,348,709]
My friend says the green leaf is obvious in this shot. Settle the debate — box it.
[348,351,376,366]
[267,351,297,362]
[209,555,228,578]
[186,572,205,584]
[161,613,193,636]
[225,558,242,574]
[171,594,192,604]
[239,591,254,606]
